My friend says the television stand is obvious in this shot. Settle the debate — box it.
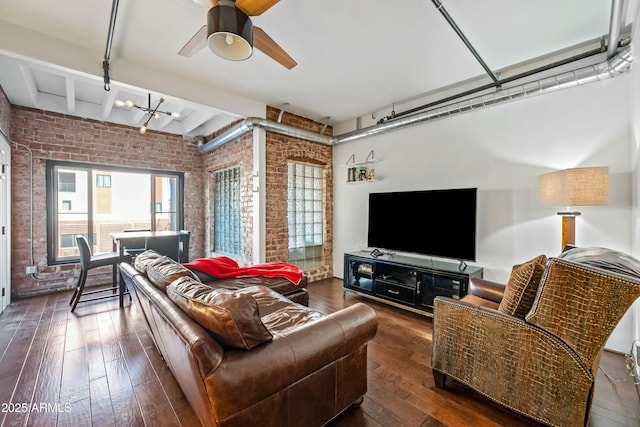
[343,252,483,316]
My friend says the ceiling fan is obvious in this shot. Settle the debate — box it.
[178,0,297,69]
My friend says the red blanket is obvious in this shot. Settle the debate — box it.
[184,256,304,285]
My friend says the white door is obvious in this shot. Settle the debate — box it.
[0,133,10,313]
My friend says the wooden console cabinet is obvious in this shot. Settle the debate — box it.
[343,252,483,315]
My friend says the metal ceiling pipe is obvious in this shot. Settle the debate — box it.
[377,0,626,125]
[432,0,499,83]
[608,0,624,59]
[197,46,632,152]
[198,117,333,153]
[333,46,632,145]
[102,0,120,91]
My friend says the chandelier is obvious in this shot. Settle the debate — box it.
[115,93,180,134]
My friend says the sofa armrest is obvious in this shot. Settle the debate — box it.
[204,302,378,422]
[432,296,593,426]
[467,278,505,303]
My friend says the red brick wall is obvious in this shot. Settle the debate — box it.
[5,92,334,297]
[202,123,254,265]
[199,109,334,281]
[9,106,206,297]
[265,108,334,282]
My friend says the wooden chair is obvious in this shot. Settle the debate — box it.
[69,235,130,312]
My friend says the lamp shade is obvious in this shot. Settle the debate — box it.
[538,166,609,207]
[207,4,253,61]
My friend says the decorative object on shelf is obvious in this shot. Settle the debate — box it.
[538,166,609,249]
[346,150,380,183]
[115,93,180,134]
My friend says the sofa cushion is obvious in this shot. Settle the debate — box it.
[498,254,547,318]
[134,249,163,274]
[167,276,272,350]
[146,256,199,291]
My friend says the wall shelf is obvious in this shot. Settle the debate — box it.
[346,150,379,166]
[346,150,380,183]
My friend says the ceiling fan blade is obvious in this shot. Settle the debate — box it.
[236,0,280,16]
[178,25,208,57]
[253,26,297,69]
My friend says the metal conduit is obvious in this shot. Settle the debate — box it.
[334,46,632,145]
[608,0,624,59]
[102,0,120,91]
[198,117,333,153]
[198,45,632,153]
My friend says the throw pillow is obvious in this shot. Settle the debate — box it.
[134,249,163,274]
[167,276,273,350]
[146,256,199,291]
[498,254,548,318]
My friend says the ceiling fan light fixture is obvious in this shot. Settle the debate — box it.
[206,5,253,61]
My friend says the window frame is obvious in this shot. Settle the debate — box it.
[46,160,184,265]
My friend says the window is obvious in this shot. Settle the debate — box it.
[58,172,76,192]
[47,161,184,264]
[212,166,241,256]
[96,174,112,188]
[287,162,323,270]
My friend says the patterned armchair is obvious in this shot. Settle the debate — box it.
[431,247,640,427]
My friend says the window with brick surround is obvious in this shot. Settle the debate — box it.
[212,166,241,256]
[287,162,323,270]
[46,161,184,264]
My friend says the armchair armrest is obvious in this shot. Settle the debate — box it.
[432,296,593,427]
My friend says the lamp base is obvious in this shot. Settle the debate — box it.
[558,211,581,250]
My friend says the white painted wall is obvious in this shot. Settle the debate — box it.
[626,1,640,352]
[333,68,635,352]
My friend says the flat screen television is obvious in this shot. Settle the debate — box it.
[367,187,477,261]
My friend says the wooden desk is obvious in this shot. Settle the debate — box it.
[111,230,190,262]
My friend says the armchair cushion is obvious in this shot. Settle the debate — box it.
[498,254,547,318]
[167,276,273,350]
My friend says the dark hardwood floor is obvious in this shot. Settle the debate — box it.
[0,278,638,426]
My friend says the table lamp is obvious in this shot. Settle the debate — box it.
[538,166,609,249]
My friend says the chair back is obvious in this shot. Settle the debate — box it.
[527,249,640,368]
[75,235,92,269]
[179,230,191,263]
[145,235,181,261]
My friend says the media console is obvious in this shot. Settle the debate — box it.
[343,252,483,316]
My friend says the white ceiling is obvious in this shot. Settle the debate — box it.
[0,0,626,139]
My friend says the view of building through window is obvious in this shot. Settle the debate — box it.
[47,161,182,263]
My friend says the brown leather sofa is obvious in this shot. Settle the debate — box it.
[431,247,640,427]
[120,251,378,427]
